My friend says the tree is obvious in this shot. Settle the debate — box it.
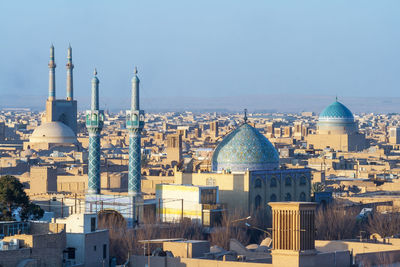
[0,175,43,221]
[367,211,400,238]
[209,209,250,250]
[315,203,360,240]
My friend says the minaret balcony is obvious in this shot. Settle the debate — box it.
[86,110,104,128]
[126,110,145,130]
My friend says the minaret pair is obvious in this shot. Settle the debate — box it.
[86,68,144,199]
[47,45,74,101]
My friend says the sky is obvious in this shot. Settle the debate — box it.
[0,1,400,112]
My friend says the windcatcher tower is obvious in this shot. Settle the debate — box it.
[126,67,144,221]
[269,202,317,267]
[86,69,104,194]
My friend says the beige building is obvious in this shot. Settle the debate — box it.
[54,213,110,267]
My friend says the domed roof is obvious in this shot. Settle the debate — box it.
[319,100,354,122]
[30,122,77,144]
[212,123,279,173]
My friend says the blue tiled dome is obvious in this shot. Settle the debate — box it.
[212,123,279,173]
[319,101,354,122]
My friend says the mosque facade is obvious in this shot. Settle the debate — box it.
[307,99,367,152]
[24,45,78,150]
[175,120,311,214]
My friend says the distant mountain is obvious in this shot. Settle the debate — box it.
[1,93,399,114]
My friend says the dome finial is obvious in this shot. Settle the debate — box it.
[134,66,138,75]
[244,108,248,123]
[336,95,338,102]
[94,68,97,76]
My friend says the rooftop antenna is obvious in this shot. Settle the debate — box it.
[244,108,248,123]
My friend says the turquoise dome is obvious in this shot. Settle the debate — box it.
[212,123,279,173]
[319,101,354,122]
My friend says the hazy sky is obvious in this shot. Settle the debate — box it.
[1,1,399,110]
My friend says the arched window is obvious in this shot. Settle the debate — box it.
[300,176,307,186]
[300,192,306,201]
[255,179,262,188]
[255,195,262,209]
[270,177,277,188]
[285,193,291,201]
[270,194,277,202]
[285,176,292,186]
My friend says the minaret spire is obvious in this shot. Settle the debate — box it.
[48,44,56,100]
[131,66,140,110]
[66,44,74,101]
[86,68,104,195]
[91,69,99,110]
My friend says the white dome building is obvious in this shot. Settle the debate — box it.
[25,122,77,150]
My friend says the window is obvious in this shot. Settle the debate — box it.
[270,178,277,188]
[285,176,292,186]
[255,179,262,188]
[201,189,217,204]
[91,217,96,232]
[300,176,307,186]
[67,247,76,259]
[285,193,291,201]
[103,244,107,259]
[255,195,262,209]
[300,192,306,201]
[270,194,277,202]
[94,245,97,251]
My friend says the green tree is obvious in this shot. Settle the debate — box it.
[0,175,43,221]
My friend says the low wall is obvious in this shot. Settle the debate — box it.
[314,251,351,267]
[356,250,400,266]
[316,240,400,254]
[130,256,271,267]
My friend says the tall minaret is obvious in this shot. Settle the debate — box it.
[48,45,56,100]
[126,67,145,222]
[86,69,104,194]
[66,45,74,101]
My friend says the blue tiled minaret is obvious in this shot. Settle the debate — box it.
[48,45,56,100]
[86,69,104,194]
[66,45,74,101]
[127,67,144,196]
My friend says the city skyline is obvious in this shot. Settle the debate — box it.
[1,0,400,110]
